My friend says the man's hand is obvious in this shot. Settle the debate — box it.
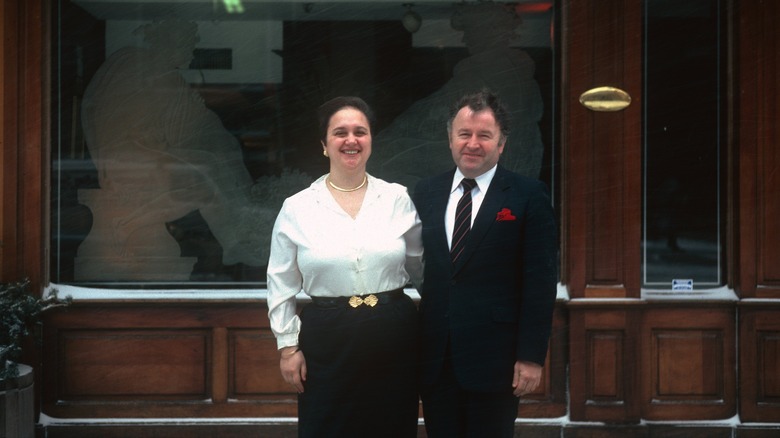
[512,360,542,397]
[279,346,306,393]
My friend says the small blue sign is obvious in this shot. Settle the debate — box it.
[672,279,694,291]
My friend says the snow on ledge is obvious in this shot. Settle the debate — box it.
[47,283,426,302]
[48,283,269,301]
[641,285,738,301]
[48,283,569,302]
[38,413,299,425]
[40,413,779,428]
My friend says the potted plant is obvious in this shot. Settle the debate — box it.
[1,278,70,438]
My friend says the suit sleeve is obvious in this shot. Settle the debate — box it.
[516,180,558,366]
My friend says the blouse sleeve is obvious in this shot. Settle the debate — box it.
[399,190,424,291]
[266,200,303,349]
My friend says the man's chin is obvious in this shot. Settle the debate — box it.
[458,161,483,175]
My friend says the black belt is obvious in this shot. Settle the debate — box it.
[310,288,405,308]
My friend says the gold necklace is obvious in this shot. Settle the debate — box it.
[328,175,367,192]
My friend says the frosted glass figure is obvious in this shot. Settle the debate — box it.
[370,3,545,189]
[75,19,271,281]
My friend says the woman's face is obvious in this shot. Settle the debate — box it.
[322,107,372,173]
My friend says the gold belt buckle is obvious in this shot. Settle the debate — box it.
[348,294,378,308]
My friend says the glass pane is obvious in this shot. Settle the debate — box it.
[643,0,724,289]
[51,0,557,287]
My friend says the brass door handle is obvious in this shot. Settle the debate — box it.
[579,86,632,111]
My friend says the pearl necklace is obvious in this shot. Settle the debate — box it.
[328,175,368,192]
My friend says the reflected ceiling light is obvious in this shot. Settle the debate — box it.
[222,0,244,14]
[402,4,422,33]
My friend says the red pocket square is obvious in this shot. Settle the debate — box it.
[496,208,517,221]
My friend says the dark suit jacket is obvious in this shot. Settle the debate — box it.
[412,165,558,392]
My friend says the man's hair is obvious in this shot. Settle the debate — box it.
[447,89,511,140]
[317,96,376,143]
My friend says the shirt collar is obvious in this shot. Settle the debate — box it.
[450,165,498,194]
[314,173,381,208]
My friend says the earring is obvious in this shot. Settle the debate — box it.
[323,149,329,157]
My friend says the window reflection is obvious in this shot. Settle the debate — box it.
[51,0,556,286]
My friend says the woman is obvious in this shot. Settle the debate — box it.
[267,96,424,438]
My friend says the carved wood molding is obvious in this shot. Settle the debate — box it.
[738,303,780,422]
[561,0,642,299]
[0,0,46,289]
[738,0,780,298]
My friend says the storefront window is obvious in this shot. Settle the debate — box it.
[643,0,724,289]
[51,0,557,288]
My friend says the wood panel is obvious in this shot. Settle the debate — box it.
[41,303,297,418]
[587,330,624,401]
[518,303,568,418]
[568,302,641,422]
[653,331,721,398]
[59,330,210,398]
[561,0,642,299]
[571,303,737,422]
[0,0,15,281]
[0,0,46,288]
[42,301,571,420]
[738,0,780,298]
[1,0,22,282]
[641,306,736,420]
[230,329,289,397]
[739,303,780,422]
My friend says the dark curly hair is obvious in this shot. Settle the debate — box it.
[447,89,511,141]
[317,96,376,144]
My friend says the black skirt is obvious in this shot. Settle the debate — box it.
[297,291,419,438]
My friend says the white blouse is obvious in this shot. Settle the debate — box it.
[266,174,424,349]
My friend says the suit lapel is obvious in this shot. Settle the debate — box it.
[430,170,456,264]
[452,167,511,273]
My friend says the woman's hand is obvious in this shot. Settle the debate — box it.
[279,346,307,393]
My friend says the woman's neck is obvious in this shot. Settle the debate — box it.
[328,171,367,190]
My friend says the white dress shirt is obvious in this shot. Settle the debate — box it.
[445,165,498,248]
[267,174,424,349]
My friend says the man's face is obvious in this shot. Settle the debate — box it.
[449,107,506,178]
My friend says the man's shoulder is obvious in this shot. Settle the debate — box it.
[412,170,453,208]
[495,166,547,191]
[416,169,454,190]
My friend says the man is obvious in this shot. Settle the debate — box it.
[412,90,558,437]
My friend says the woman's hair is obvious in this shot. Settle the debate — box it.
[317,96,376,143]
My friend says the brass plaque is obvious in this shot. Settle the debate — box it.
[579,86,632,112]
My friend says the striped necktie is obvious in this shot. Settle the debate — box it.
[451,178,477,263]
